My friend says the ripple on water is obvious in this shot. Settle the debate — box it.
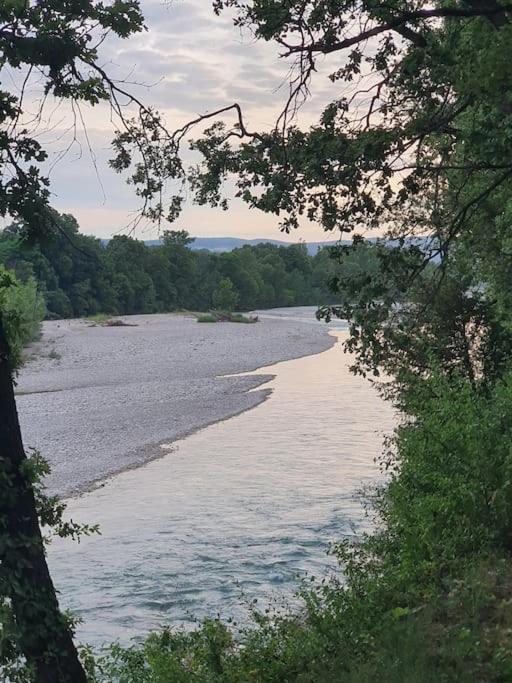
[48,330,394,647]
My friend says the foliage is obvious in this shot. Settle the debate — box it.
[316,238,512,398]
[197,311,257,323]
[196,313,218,323]
[212,277,239,311]
[0,451,99,683]
[0,265,45,369]
[0,0,149,236]
[0,217,337,318]
[189,2,512,243]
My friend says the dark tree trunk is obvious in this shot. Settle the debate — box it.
[0,317,86,683]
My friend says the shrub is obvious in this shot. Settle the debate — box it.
[0,265,46,367]
[196,313,218,323]
[197,311,258,324]
[46,289,73,319]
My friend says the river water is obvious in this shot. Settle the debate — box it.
[48,324,394,647]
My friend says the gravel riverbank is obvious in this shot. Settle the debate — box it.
[17,309,334,496]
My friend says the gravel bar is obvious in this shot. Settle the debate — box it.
[16,309,334,497]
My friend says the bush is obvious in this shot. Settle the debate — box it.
[46,288,73,318]
[196,313,218,323]
[197,311,258,324]
[0,265,46,367]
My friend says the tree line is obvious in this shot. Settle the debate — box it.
[0,214,337,319]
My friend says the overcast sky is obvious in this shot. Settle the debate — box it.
[32,0,343,243]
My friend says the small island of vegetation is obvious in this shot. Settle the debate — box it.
[196,312,258,323]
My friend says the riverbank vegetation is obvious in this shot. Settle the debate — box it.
[0,219,336,319]
[196,311,258,323]
[86,372,512,682]
[0,267,45,367]
[3,0,512,681]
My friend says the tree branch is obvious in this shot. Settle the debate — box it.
[283,4,512,56]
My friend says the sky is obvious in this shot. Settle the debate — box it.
[27,0,346,244]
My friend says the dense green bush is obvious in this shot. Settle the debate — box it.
[0,265,45,368]
[197,311,257,323]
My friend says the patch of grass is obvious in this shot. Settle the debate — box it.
[228,312,258,323]
[196,313,218,323]
[86,313,112,324]
[86,314,137,328]
[196,311,258,324]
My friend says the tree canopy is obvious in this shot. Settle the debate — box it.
[0,216,338,317]
[175,1,512,389]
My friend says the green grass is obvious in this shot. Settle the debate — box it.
[86,314,136,327]
[196,311,258,324]
[86,312,113,324]
[228,312,258,323]
[196,313,218,323]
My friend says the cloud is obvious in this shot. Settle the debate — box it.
[12,0,348,241]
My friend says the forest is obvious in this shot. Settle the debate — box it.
[0,214,336,319]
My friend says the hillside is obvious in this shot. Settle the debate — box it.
[144,236,338,255]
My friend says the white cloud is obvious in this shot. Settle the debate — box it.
[18,0,348,241]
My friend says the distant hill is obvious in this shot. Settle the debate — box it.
[103,235,433,257]
[143,236,337,255]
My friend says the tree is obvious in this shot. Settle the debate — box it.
[212,277,239,311]
[0,215,331,319]
[0,1,174,680]
[161,231,198,309]
[180,2,512,387]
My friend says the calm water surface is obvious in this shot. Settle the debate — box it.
[48,327,394,646]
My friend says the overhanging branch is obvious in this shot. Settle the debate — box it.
[282,4,512,56]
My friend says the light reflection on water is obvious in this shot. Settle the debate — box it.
[48,330,394,647]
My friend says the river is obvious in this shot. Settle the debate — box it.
[48,320,394,647]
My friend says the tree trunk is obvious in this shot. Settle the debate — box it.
[0,317,86,683]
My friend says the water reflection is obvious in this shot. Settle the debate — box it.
[48,331,394,646]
